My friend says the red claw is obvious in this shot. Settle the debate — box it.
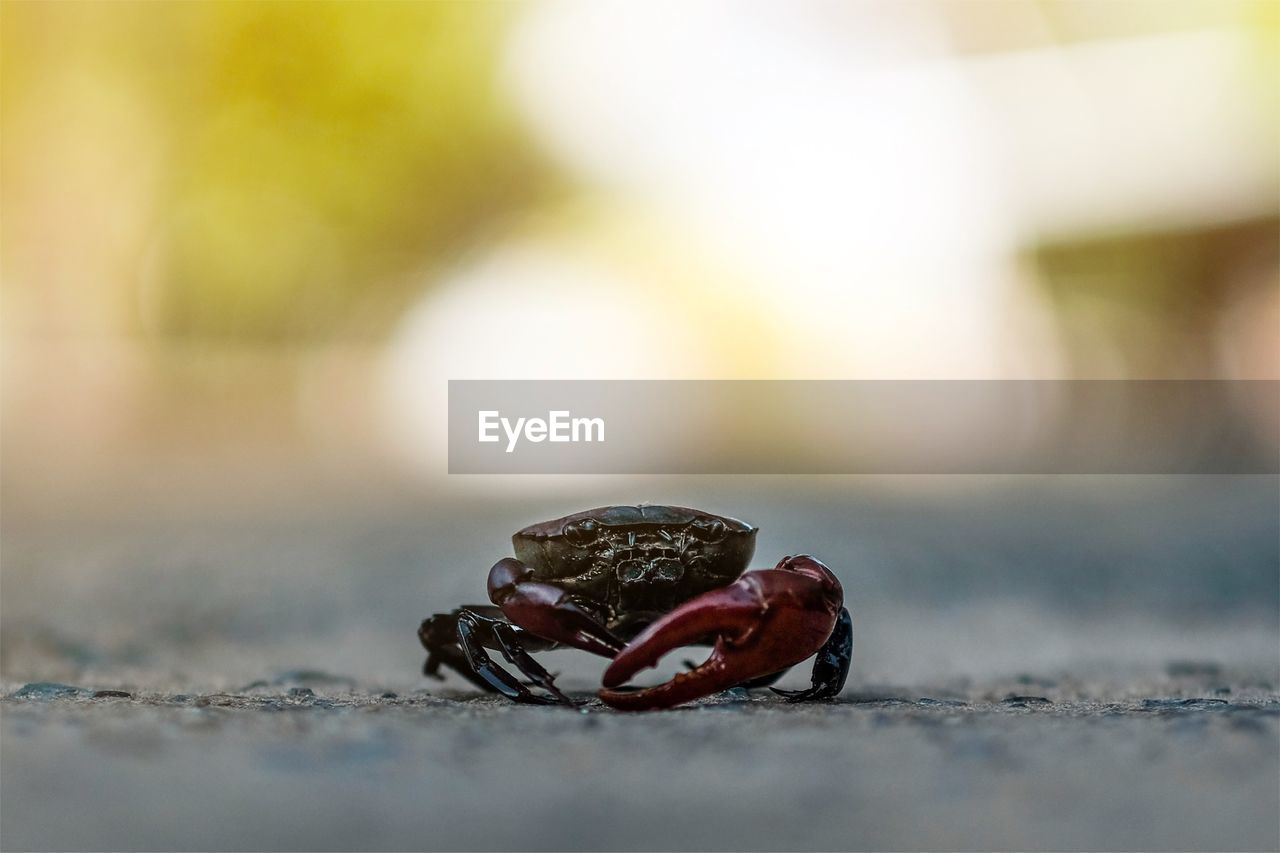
[488,558,626,658]
[599,555,843,711]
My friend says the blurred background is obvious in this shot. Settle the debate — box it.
[2,3,1278,850]
[2,0,1277,684]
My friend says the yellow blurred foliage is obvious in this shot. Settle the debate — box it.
[2,1,555,341]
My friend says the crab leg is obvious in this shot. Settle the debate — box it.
[419,607,571,701]
[598,555,844,711]
[772,606,852,701]
[455,612,566,705]
[487,558,626,658]
[490,621,574,704]
[420,606,517,691]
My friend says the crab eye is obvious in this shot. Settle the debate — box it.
[563,519,600,547]
[690,518,726,543]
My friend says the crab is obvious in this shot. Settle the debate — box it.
[418,505,851,710]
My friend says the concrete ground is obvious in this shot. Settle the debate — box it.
[3,674,1279,851]
[2,475,1278,850]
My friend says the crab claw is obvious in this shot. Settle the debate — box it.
[488,558,626,658]
[599,555,843,711]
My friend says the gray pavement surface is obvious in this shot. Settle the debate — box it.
[2,475,1278,850]
[3,675,1278,852]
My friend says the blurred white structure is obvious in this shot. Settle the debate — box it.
[380,0,1276,475]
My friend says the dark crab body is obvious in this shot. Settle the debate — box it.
[419,505,851,711]
[509,505,757,637]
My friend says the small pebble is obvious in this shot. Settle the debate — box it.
[12,682,85,699]
[1141,698,1229,710]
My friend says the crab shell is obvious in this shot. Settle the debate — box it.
[511,505,758,628]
